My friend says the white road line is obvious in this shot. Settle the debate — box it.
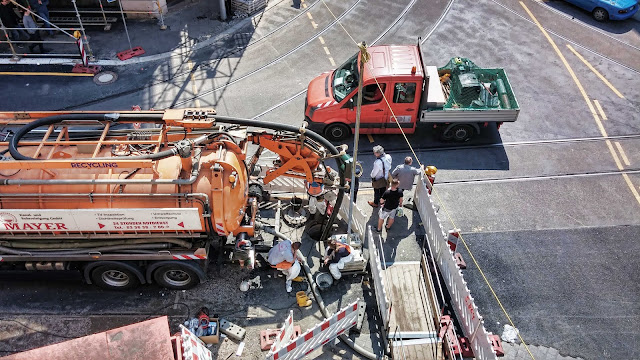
[172,291,181,310]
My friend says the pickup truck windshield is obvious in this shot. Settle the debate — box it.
[332,54,359,102]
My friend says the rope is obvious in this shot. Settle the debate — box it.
[319,3,535,358]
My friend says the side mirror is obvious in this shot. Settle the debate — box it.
[347,99,354,110]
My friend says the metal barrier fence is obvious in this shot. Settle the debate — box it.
[414,173,498,360]
[365,225,391,329]
[265,301,359,360]
[337,193,367,241]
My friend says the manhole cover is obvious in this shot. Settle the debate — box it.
[94,71,118,85]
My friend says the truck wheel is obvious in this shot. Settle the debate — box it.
[324,123,350,141]
[91,264,141,290]
[153,264,200,290]
[451,124,475,142]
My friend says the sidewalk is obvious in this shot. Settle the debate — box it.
[0,0,281,66]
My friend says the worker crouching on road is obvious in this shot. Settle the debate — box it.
[323,239,353,280]
[267,240,302,293]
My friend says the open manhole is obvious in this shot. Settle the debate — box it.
[94,71,118,85]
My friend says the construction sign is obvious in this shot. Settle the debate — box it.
[0,208,203,232]
[266,300,359,360]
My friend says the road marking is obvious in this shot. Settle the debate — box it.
[311,21,318,28]
[520,1,640,208]
[0,72,94,77]
[318,36,325,44]
[302,3,307,8]
[188,61,201,108]
[172,291,181,310]
[593,99,607,120]
[328,57,336,66]
[367,134,374,143]
[323,46,331,55]
[566,44,624,98]
[307,12,313,20]
[614,142,631,166]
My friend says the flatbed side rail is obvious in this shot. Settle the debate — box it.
[414,173,498,360]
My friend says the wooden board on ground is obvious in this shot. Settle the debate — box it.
[384,262,443,360]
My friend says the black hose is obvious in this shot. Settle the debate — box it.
[213,115,347,243]
[9,113,164,161]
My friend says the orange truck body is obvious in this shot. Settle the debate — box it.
[0,109,335,290]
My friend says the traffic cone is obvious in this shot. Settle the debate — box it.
[296,291,312,307]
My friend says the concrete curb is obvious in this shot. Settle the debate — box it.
[0,10,255,67]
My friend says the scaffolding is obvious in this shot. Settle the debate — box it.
[0,0,167,60]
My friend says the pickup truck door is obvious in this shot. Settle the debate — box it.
[386,82,419,134]
[345,83,389,134]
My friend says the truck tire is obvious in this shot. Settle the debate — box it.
[324,123,350,141]
[153,263,200,290]
[444,124,475,142]
[90,263,142,290]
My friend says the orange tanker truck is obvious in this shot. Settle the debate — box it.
[0,109,350,290]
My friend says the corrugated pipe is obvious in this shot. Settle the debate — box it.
[258,224,383,360]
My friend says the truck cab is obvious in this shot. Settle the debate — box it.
[305,45,425,141]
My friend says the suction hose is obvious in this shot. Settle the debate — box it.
[214,115,348,243]
[9,113,165,161]
[259,225,383,360]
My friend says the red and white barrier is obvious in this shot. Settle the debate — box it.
[172,254,207,260]
[76,37,87,67]
[180,325,213,360]
[266,300,359,360]
[415,173,498,359]
[269,310,295,353]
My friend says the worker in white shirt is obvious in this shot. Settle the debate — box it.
[368,145,392,208]
[267,240,302,293]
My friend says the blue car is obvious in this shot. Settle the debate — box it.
[564,0,639,21]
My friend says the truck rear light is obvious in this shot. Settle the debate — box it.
[411,66,416,74]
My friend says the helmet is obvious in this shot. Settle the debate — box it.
[425,166,438,176]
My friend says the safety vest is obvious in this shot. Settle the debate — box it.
[335,242,351,255]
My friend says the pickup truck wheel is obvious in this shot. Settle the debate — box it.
[452,124,475,142]
[153,264,200,290]
[325,123,350,141]
[91,264,141,290]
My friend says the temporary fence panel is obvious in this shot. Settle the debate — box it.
[266,301,359,360]
[414,173,498,360]
[337,193,367,241]
[180,325,213,360]
[366,226,391,329]
[269,310,295,353]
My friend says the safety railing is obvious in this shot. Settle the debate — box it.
[337,193,367,241]
[414,173,498,360]
[366,225,391,330]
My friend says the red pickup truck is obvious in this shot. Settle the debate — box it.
[304,44,519,142]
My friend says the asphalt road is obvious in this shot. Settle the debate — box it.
[1,0,640,359]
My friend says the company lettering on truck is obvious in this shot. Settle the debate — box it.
[3,223,68,230]
[70,162,119,168]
